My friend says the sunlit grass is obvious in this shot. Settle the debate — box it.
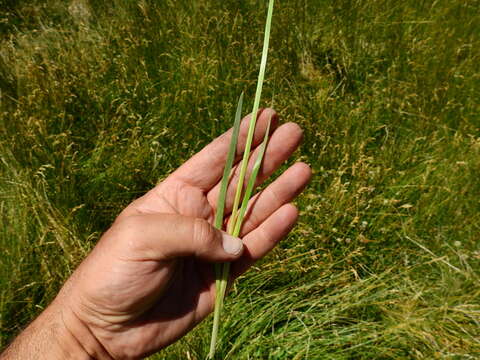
[1,0,479,359]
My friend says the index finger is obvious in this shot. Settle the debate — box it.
[170,108,278,191]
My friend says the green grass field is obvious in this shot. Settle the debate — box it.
[1,0,479,358]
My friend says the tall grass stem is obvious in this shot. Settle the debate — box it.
[228,0,275,235]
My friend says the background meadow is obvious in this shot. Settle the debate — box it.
[1,0,479,358]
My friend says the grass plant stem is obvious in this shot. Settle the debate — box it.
[208,1,274,357]
[228,0,275,236]
[210,93,244,358]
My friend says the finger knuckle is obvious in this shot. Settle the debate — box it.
[103,216,145,255]
[114,216,142,240]
[268,187,283,208]
[243,210,262,234]
[193,218,218,250]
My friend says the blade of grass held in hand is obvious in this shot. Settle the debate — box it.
[214,92,243,230]
[233,117,271,237]
[211,117,271,359]
[228,0,275,235]
[210,93,243,358]
[209,1,274,358]
[209,118,271,360]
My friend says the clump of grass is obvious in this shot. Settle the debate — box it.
[208,0,275,358]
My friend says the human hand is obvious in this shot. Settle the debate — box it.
[2,109,311,360]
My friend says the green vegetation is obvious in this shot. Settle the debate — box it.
[211,92,245,358]
[1,0,479,359]
[211,1,274,356]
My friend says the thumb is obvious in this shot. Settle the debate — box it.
[114,213,244,262]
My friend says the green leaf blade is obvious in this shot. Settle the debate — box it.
[233,116,272,237]
[209,1,275,358]
[210,93,244,359]
[214,92,244,230]
[228,0,275,234]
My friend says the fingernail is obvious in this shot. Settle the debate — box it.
[222,233,243,255]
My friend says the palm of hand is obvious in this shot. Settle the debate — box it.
[68,111,311,359]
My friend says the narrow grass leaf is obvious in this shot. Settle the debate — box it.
[228,0,275,235]
[214,92,243,230]
[209,1,274,358]
[233,117,272,237]
[210,93,244,358]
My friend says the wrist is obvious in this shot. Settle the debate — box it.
[0,304,88,360]
[54,299,115,360]
[45,303,93,360]
[0,300,113,360]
